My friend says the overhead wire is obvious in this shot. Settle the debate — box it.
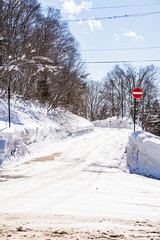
[65,11,160,22]
[85,59,160,68]
[83,60,160,64]
[43,3,160,12]
[65,3,160,11]
[89,3,160,10]
[82,47,160,52]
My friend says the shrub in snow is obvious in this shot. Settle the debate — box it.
[127,131,160,179]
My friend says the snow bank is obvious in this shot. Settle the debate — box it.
[93,117,136,129]
[0,98,93,168]
[49,108,93,136]
[127,131,160,179]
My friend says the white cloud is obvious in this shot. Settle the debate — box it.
[87,18,103,32]
[124,30,143,40]
[114,33,120,42]
[61,0,92,15]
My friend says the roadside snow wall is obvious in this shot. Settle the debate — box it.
[0,99,93,168]
[127,131,160,179]
[93,117,137,129]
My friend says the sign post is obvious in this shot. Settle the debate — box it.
[8,85,11,128]
[132,88,143,132]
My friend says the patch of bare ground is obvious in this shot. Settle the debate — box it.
[0,213,160,240]
[24,153,61,164]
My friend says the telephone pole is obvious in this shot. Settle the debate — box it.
[8,83,11,127]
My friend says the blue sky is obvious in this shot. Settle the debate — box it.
[39,0,160,82]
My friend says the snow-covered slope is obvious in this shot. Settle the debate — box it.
[93,116,138,129]
[127,131,160,179]
[1,98,160,181]
[1,127,160,222]
[0,98,93,168]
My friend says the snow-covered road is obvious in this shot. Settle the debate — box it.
[0,127,160,222]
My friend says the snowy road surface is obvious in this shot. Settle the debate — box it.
[0,127,160,223]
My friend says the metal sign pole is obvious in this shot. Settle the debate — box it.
[134,98,136,132]
[8,85,11,127]
[132,88,143,132]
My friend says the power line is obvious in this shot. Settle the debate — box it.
[90,3,160,10]
[65,11,160,22]
[82,47,160,52]
[84,59,160,64]
[66,3,160,11]
[87,66,115,69]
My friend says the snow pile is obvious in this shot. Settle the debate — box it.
[85,128,132,173]
[127,131,160,179]
[93,117,136,129]
[0,98,93,168]
[49,108,93,136]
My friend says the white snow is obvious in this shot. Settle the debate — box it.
[32,56,53,63]
[93,116,139,129]
[21,54,26,59]
[8,65,19,72]
[127,131,160,179]
[0,99,160,222]
[1,97,160,182]
[0,98,93,168]
[0,127,160,222]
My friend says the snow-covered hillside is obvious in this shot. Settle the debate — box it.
[1,97,160,181]
[127,131,160,179]
[1,126,160,224]
[1,99,160,237]
[0,98,93,168]
[93,116,140,130]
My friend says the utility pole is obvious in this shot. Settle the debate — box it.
[133,98,136,132]
[8,76,11,127]
[0,0,3,69]
[121,78,124,118]
[132,88,143,132]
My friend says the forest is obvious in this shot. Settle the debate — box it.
[0,0,87,113]
[0,0,160,136]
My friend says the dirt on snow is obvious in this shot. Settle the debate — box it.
[0,213,160,240]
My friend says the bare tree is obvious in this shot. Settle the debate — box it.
[0,1,87,112]
[82,81,105,121]
[103,65,159,127]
